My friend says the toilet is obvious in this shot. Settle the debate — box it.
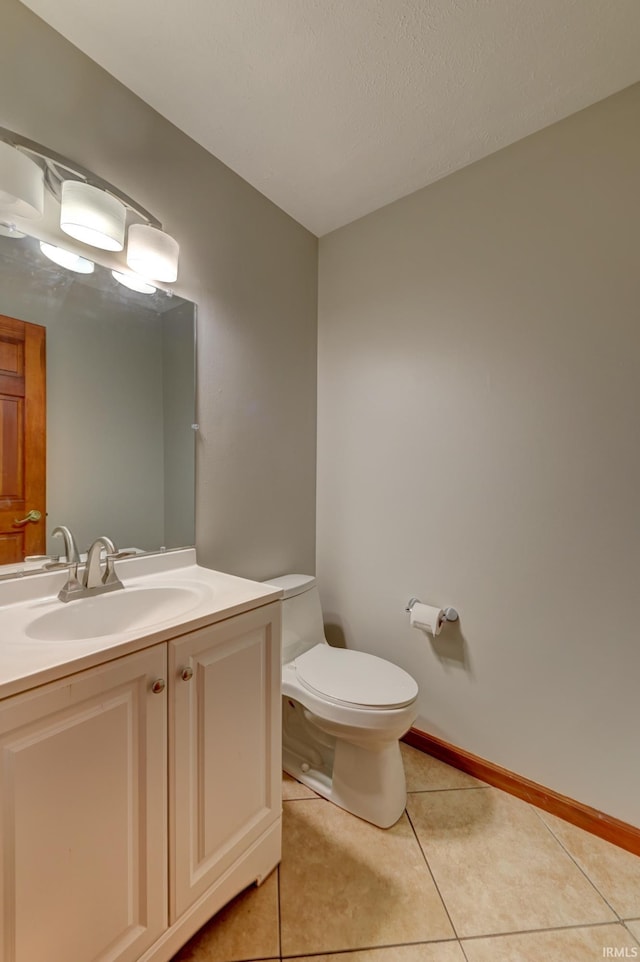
[265,574,419,828]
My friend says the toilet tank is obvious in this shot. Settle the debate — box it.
[263,574,326,663]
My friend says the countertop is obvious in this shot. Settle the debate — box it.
[0,549,281,700]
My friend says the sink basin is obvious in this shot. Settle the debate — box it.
[25,585,207,641]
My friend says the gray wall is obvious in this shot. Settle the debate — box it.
[162,300,196,550]
[1,0,318,579]
[317,84,640,826]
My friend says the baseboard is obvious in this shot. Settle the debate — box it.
[403,728,640,856]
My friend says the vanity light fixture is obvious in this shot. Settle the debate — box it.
[111,270,156,294]
[127,223,179,283]
[60,181,126,252]
[0,126,180,281]
[0,140,44,220]
[39,241,94,274]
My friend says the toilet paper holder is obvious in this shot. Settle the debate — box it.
[405,597,459,624]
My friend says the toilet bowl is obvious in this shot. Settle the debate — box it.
[265,574,419,828]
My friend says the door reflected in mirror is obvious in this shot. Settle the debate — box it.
[0,231,196,571]
[0,315,46,564]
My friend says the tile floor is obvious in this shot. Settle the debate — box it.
[172,744,640,962]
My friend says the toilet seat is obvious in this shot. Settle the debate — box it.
[294,645,418,710]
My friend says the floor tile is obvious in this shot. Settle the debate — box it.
[279,797,454,955]
[626,920,640,942]
[407,788,616,938]
[401,743,484,792]
[537,810,640,919]
[290,943,466,962]
[170,869,279,962]
[462,923,639,962]
[283,771,318,799]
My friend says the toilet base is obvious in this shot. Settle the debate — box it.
[333,738,408,827]
[282,700,408,828]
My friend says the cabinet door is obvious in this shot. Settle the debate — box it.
[0,647,168,962]
[169,602,281,920]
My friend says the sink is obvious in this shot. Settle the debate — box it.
[25,585,207,641]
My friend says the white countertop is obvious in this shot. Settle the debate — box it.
[0,549,281,700]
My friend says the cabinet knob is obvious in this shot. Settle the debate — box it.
[181,667,193,682]
[151,678,166,694]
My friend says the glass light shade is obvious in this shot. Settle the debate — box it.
[126,223,179,282]
[111,270,156,294]
[40,241,94,274]
[0,142,44,219]
[60,180,126,251]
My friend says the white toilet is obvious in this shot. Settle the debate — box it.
[265,574,419,828]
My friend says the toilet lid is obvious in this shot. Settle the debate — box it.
[294,645,418,709]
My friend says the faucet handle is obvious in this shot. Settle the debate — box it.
[102,552,129,588]
[106,550,137,561]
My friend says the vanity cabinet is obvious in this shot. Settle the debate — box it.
[169,604,282,922]
[0,646,168,962]
[0,600,281,962]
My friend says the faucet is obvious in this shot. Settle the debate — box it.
[83,535,118,590]
[56,535,130,602]
[51,525,80,564]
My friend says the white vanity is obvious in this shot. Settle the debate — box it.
[0,548,282,962]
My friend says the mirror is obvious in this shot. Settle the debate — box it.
[0,230,196,572]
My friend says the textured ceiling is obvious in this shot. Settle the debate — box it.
[18,0,640,236]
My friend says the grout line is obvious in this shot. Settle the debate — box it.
[458,936,472,959]
[278,936,462,959]
[458,938,472,962]
[276,863,283,960]
[406,785,489,795]
[282,795,322,802]
[404,804,461,941]
[459,919,631,943]
[623,921,640,947]
[528,804,624,922]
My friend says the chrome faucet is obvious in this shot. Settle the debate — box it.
[51,525,80,564]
